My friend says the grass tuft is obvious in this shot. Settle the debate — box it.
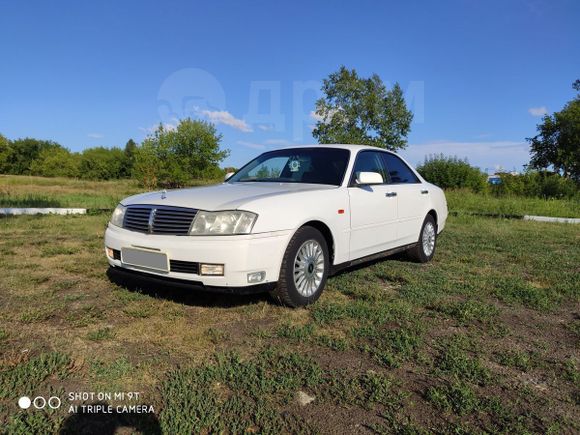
[0,352,71,399]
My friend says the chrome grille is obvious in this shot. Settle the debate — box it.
[123,205,198,235]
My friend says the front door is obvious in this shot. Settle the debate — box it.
[348,151,398,260]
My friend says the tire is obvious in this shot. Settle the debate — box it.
[407,214,437,263]
[270,226,330,308]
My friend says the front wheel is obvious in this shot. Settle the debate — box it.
[270,226,329,307]
[407,215,437,263]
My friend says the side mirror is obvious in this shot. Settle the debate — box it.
[355,171,384,185]
[224,172,235,181]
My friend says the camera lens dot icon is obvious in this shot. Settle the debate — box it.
[18,396,31,409]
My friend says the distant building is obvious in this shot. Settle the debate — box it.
[487,171,521,184]
[488,175,502,185]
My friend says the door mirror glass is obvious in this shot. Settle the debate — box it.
[224,172,235,181]
[355,171,384,185]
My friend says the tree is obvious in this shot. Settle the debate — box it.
[133,118,229,188]
[30,147,80,178]
[8,138,62,174]
[78,147,125,180]
[312,66,413,150]
[527,80,580,181]
[0,134,12,173]
[121,139,138,178]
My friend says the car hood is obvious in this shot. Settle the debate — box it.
[121,182,338,210]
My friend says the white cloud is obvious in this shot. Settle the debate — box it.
[257,124,273,131]
[139,121,178,135]
[528,106,548,117]
[236,141,266,150]
[400,140,530,172]
[87,133,104,139]
[309,110,324,122]
[200,110,252,132]
[310,108,340,124]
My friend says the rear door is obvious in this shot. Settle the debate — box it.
[380,152,428,245]
[347,150,398,260]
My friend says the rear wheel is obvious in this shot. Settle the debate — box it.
[407,215,437,263]
[270,226,329,307]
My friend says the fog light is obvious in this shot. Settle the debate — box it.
[106,247,114,258]
[247,271,266,283]
[200,263,225,276]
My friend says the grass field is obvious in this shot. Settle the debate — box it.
[0,176,579,433]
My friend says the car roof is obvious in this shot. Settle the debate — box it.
[277,144,397,153]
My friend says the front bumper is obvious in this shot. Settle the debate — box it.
[104,224,292,287]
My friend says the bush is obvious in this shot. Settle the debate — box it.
[491,171,578,199]
[416,154,487,192]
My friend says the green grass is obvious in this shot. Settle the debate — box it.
[0,174,220,209]
[446,188,580,218]
[426,381,479,415]
[158,349,322,433]
[0,177,578,433]
[496,349,539,372]
[435,335,490,385]
[86,327,115,342]
[0,353,70,400]
[432,298,500,326]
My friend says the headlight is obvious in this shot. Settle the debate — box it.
[110,204,126,227]
[189,210,257,235]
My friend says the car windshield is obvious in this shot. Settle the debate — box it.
[228,147,350,186]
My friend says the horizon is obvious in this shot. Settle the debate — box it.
[1,0,578,172]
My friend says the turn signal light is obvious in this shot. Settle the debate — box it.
[200,263,225,276]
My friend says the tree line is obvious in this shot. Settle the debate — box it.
[0,119,229,187]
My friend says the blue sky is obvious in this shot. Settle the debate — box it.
[1,0,578,172]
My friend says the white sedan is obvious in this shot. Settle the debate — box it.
[105,144,447,307]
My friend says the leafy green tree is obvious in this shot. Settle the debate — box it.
[121,138,137,177]
[78,147,125,180]
[0,134,13,173]
[30,147,80,177]
[8,138,62,174]
[312,66,413,150]
[133,119,229,188]
[527,80,580,181]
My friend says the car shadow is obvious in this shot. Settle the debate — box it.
[106,267,271,308]
[59,401,161,435]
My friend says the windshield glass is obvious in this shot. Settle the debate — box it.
[228,147,350,186]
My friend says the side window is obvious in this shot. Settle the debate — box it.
[381,153,420,184]
[351,151,388,184]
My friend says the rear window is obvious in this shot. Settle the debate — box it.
[381,153,420,184]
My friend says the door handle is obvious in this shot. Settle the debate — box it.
[421,190,429,194]
[385,192,397,197]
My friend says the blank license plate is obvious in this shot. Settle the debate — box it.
[121,248,168,272]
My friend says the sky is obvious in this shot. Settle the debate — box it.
[1,0,579,173]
